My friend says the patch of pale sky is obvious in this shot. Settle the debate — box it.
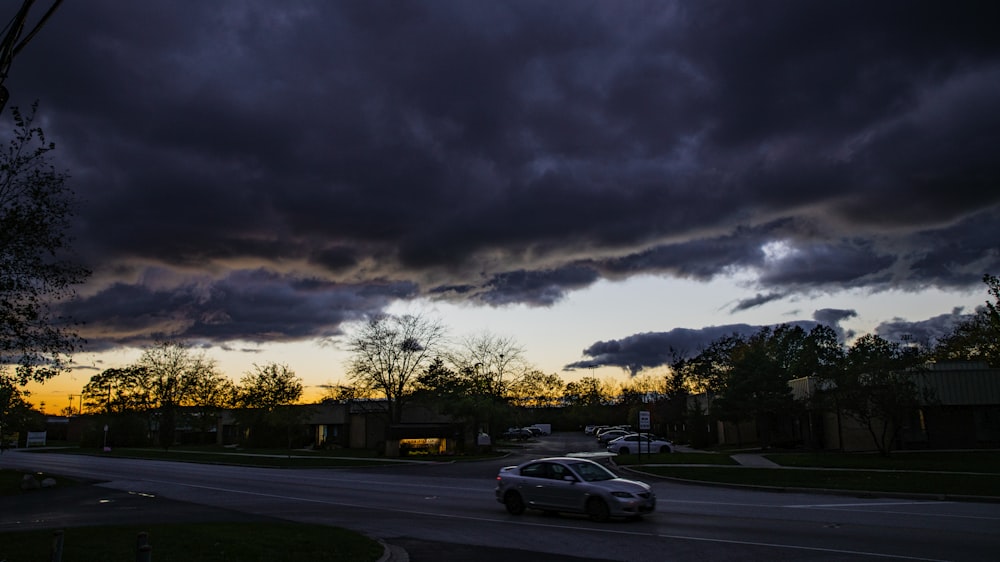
[25,275,986,413]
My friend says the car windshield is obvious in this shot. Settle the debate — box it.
[567,461,616,482]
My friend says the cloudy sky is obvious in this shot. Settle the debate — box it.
[9,1,999,409]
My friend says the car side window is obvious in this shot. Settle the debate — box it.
[521,462,547,478]
[549,463,568,480]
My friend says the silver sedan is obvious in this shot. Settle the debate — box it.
[494,456,656,522]
[606,433,674,455]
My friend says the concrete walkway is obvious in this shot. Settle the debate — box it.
[729,453,782,468]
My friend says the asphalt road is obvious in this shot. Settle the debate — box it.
[3,434,999,561]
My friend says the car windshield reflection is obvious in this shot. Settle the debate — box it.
[568,461,615,482]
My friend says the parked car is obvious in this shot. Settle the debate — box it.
[606,434,673,455]
[502,428,534,441]
[495,456,656,522]
[597,429,630,444]
[584,425,598,435]
[525,426,545,437]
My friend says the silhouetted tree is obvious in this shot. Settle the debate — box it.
[831,334,931,455]
[0,372,33,451]
[0,104,88,385]
[133,342,222,449]
[448,331,527,399]
[710,325,825,447]
[508,370,564,409]
[235,362,305,448]
[935,274,1000,367]
[346,314,446,424]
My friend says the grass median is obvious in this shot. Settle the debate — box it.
[614,450,1000,498]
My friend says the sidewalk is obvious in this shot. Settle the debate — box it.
[669,445,780,468]
[729,453,782,468]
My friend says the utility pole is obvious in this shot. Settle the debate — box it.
[0,0,64,112]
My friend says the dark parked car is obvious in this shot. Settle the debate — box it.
[502,428,534,441]
[495,456,656,522]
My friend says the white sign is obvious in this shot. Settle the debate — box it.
[638,410,650,430]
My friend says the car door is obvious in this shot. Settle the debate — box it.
[516,461,557,508]
[614,435,637,453]
[544,462,583,511]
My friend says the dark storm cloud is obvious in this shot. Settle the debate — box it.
[6,1,1000,349]
[874,307,973,350]
[813,309,858,341]
[570,304,973,373]
[566,321,822,376]
[62,270,414,350]
[732,293,786,312]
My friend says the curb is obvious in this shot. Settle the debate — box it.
[376,540,410,562]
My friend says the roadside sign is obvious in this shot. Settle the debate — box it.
[639,410,650,430]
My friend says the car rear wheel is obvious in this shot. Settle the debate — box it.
[504,491,526,515]
[586,497,610,522]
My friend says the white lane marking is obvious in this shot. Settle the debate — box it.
[787,502,948,508]
[785,502,1000,521]
[117,479,950,561]
[662,498,1000,522]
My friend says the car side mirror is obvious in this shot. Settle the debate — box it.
[563,475,577,482]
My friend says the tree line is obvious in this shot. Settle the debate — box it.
[71,343,303,449]
[2,273,996,453]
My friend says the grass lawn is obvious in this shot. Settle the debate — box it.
[765,450,1000,473]
[615,451,740,465]
[635,465,1000,497]
[0,522,383,562]
[623,449,1000,498]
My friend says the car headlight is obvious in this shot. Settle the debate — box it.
[611,491,634,498]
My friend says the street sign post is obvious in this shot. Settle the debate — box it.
[638,411,650,461]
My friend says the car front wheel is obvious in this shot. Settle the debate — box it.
[504,491,526,515]
[586,497,610,522]
[618,447,630,455]
[659,445,671,453]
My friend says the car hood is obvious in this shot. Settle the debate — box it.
[593,478,652,494]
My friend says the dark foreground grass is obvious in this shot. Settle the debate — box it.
[0,522,383,562]
[637,465,1000,497]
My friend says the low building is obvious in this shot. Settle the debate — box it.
[694,361,1000,452]
[914,362,1000,449]
[218,399,472,456]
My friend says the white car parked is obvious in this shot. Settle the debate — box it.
[606,433,673,455]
